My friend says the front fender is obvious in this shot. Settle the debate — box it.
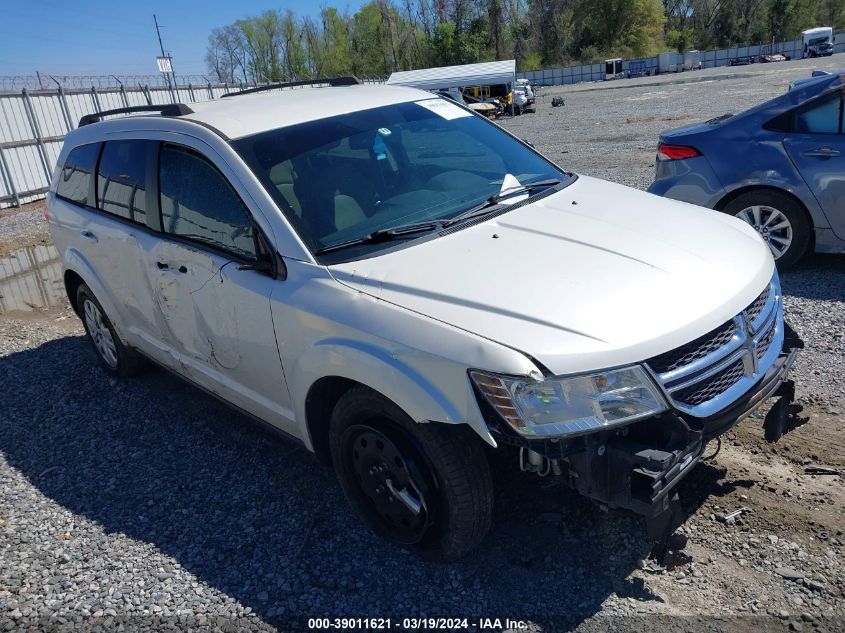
[290,337,496,449]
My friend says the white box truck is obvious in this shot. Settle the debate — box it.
[604,58,623,80]
[684,50,702,70]
[658,51,683,73]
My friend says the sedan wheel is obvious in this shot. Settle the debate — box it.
[722,190,810,269]
[83,298,118,368]
[735,204,793,260]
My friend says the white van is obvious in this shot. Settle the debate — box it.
[801,27,834,58]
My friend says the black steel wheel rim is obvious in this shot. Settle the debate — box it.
[343,423,433,545]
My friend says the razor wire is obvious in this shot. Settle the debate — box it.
[0,73,387,92]
[1,74,216,91]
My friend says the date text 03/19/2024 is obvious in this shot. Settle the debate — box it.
[307,617,530,630]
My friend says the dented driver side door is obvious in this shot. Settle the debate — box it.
[143,141,295,432]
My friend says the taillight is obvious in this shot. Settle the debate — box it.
[657,143,701,160]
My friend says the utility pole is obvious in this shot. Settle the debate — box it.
[153,14,177,102]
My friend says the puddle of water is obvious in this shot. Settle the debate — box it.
[0,244,66,314]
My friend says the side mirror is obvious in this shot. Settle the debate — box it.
[239,229,287,280]
[238,253,287,280]
[238,258,274,275]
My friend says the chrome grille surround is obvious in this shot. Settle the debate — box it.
[645,273,783,417]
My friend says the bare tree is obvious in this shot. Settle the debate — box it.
[205,25,248,83]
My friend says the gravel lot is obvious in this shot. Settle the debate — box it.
[1,57,844,632]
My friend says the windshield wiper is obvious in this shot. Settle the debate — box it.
[443,178,562,227]
[315,178,563,254]
[315,220,442,255]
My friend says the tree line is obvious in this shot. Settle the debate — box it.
[205,0,845,83]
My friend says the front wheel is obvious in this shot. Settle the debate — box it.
[329,386,493,561]
[721,190,811,269]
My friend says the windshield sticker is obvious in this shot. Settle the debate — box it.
[415,99,472,120]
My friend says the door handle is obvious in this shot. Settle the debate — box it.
[156,261,169,270]
[802,146,842,158]
[80,230,98,242]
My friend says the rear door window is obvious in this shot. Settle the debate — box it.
[97,140,154,223]
[56,143,100,206]
[158,144,256,260]
[793,91,843,134]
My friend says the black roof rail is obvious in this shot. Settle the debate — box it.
[78,104,194,127]
[221,76,361,98]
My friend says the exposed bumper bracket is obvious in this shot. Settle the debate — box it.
[762,379,807,442]
[646,490,684,564]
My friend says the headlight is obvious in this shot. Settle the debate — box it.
[470,366,668,438]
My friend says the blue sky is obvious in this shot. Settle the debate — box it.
[0,0,364,77]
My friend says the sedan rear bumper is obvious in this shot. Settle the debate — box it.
[648,155,726,209]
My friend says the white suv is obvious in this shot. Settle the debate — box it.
[515,78,535,104]
[47,79,802,561]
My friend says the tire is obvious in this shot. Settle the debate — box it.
[329,385,493,561]
[77,284,144,377]
[721,190,811,270]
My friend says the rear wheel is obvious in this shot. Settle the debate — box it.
[77,284,144,377]
[721,190,811,269]
[329,386,493,561]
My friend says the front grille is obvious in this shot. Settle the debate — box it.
[673,359,746,406]
[645,276,782,417]
[648,320,736,374]
[755,320,776,360]
[745,286,770,324]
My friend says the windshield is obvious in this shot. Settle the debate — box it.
[233,98,569,256]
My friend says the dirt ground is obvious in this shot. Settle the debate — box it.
[0,202,52,258]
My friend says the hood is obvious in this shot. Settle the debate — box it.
[329,176,774,376]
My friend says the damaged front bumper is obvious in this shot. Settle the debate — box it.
[484,322,804,519]
[698,321,804,444]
